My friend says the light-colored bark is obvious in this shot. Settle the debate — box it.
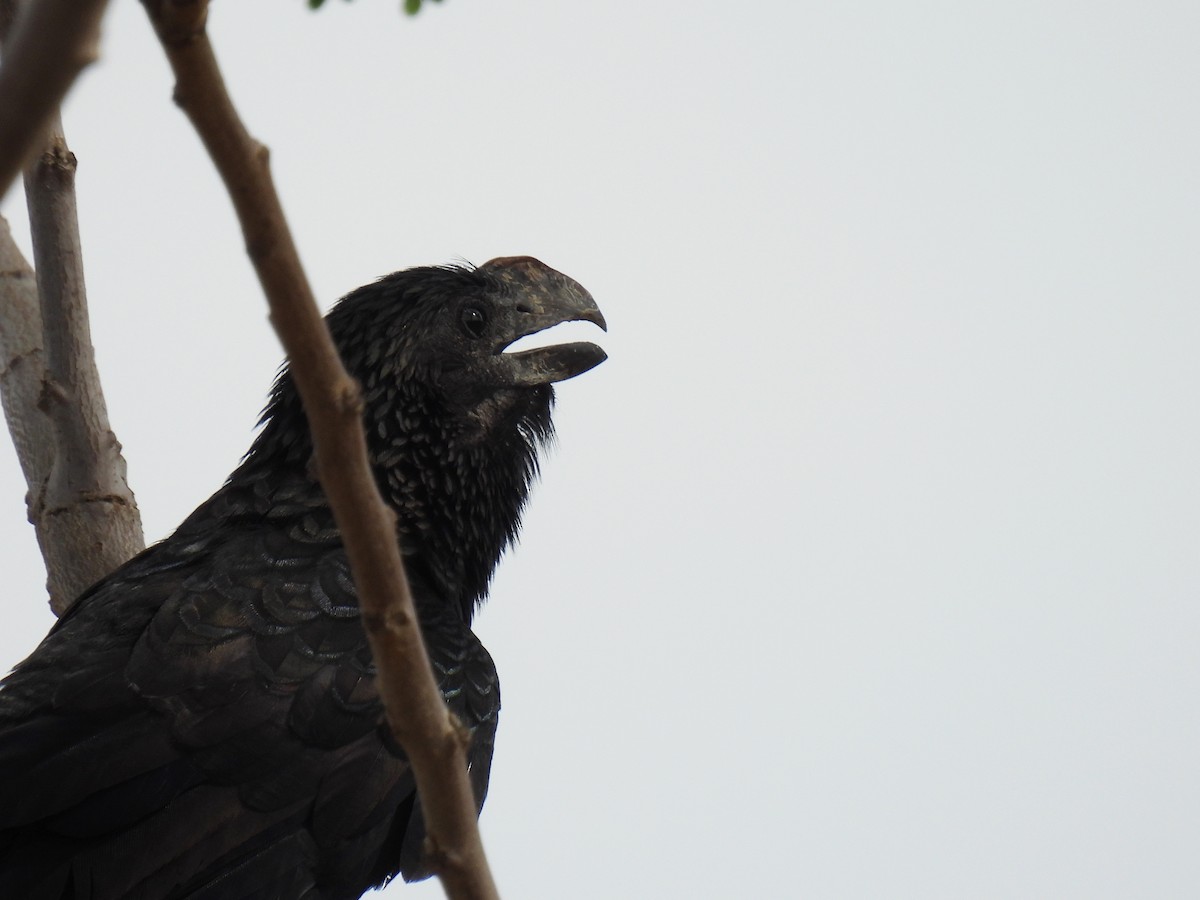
[140,2,502,898]
[20,115,144,614]
[0,215,53,524]
[0,0,144,613]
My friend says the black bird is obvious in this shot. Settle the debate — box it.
[0,257,606,899]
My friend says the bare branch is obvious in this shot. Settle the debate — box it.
[140,2,501,897]
[21,115,145,614]
[0,1,144,613]
[0,215,53,514]
[0,0,110,200]
[0,0,52,503]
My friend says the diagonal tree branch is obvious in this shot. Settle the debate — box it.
[140,2,502,898]
[0,0,110,201]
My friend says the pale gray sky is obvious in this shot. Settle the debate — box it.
[2,2,1199,897]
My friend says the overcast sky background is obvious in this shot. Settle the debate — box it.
[2,2,1199,897]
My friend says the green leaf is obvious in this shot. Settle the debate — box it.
[405,0,444,14]
[308,0,327,8]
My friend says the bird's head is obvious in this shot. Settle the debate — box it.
[442,255,608,391]
[324,256,607,441]
[256,257,606,453]
[242,257,605,613]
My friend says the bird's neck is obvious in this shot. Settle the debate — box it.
[367,386,550,622]
[235,383,551,623]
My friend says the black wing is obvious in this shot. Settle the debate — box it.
[0,488,499,900]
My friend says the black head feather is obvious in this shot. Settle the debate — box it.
[242,259,606,620]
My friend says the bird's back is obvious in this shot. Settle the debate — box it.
[0,473,498,899]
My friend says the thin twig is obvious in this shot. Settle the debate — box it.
[139,3,501,898]
[0,0,110,200]
[22,113,144,614]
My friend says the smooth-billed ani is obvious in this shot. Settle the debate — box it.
[0,256,606,899]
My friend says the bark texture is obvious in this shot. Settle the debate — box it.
[22,117,144,614]
[140,2,502,897]
[0,216,52,515]
[0,0,143,615]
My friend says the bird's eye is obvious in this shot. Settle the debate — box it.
[460,305,488,339]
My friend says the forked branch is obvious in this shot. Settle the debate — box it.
[0,1,144,613]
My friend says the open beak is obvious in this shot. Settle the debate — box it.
[480,256,608,387]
